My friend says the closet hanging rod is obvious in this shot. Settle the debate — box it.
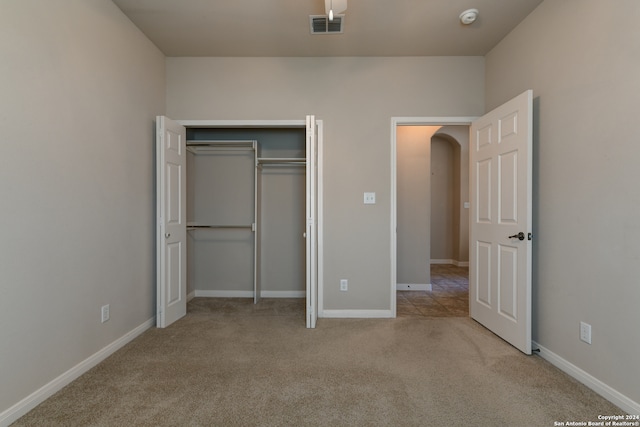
[258,157,306,164]
[187,225,253,229]
[186,140,256,147]
[259,163,306,167]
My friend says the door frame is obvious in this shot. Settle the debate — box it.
[177,119,324,319]
[390,117,477,317]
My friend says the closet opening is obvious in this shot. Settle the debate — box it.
[157,116,320,328]
[185,127,308,310]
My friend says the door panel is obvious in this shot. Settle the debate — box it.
[498,244,517,320]
[167,241,183,304]
[499,150,518,224]
[475,241,492,307]
[477,159,492,223]
[470,90,533,354]
[306,115,318,329]
[166,161,181,224]
[157,116,187,328]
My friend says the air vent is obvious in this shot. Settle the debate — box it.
[309,15,344,34]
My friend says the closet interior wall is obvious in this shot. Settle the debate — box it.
[186,128,307,300]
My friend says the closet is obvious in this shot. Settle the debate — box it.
[156,116,319,329]
[186,128,306,303]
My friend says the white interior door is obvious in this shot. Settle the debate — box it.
[469,90,533,354]
[306,115,318,328]
[156,116,187,328]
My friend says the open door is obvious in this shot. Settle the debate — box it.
[306,115,318,329]
[156,116,187,328]
[469,90,533,354]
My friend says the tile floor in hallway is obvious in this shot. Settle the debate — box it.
[397,264,469,318]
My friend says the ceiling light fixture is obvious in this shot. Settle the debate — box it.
[325,0,347,21]
[459,8,479,25]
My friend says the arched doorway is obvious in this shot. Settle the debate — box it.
[431,127,470,268]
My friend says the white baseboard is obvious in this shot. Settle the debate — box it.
[194,290,304,298]
[187,290,196,302]
[532,341,640,415]
[195,290,254,298]
[431,259,469,267]
[320,309,394,319]
[261,291,305,298]
[0,317,155,427]
[397,283,432,291]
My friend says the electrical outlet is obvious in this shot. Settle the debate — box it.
[340,279,348,291]
[101,304,110,323]
[363,192,376,204]
[580,321,591,344]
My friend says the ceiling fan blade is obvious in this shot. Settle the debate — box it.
[325,0,347,15]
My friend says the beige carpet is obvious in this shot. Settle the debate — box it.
[13,298,622,426]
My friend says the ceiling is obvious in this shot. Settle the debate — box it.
[112,0,543,57]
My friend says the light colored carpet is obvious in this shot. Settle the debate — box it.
[13,298,622,426]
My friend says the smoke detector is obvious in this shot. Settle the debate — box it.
[459,8,479,25]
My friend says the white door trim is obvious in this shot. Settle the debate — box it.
[390,117,477,317]
[178,120,306,128]
[177,119,323,318]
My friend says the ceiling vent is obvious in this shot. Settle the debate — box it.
[309,15,344,34]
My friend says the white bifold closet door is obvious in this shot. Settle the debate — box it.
[306,115,318,329]
[156,116,187,328]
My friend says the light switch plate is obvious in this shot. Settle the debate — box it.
[364,192,376,204]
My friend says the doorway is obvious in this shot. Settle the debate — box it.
[390,117,475,317]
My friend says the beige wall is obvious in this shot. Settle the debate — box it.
[0,0,165,417]
[166,57,485,311]
[430,136,457,261]
[486,0,640,405]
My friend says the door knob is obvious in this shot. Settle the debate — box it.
[508,232,525,241]
[165,233,170,239]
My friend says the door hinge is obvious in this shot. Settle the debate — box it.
[528,232,533,241]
